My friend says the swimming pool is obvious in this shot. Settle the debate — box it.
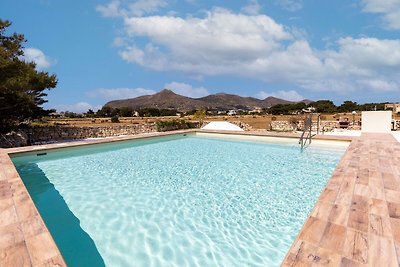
[12,133,347,266]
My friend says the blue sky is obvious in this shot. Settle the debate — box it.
[1,0,400,112]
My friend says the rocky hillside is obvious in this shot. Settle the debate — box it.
[105,89,308,111]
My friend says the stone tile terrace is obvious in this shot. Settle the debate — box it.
[0,151,66,266]
[283,133,400,266]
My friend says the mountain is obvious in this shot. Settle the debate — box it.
[300,99,313,105]
[104,89,308,111]
[198,93,265,110]
[105,89,206,110]
[263,96,292,107]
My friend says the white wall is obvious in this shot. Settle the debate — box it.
[361,111,392,133]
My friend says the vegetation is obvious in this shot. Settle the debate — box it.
[74,106,179,119]
[193,108,206,125]
[269,102,307,115]
[0,20,57,133]
[268,100,388,115]
[110,115,120,123]
[156,120,196,131]
[57,99,392,120]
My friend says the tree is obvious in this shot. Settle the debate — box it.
[0,20,57,133]
[194,108,206,125]
[119,107,133,117]
[85,109,95,118]
[269,102,306,115]
[310,100,337,113]
[338,101,358,112]
[96,106,113,117]
[111,115,120,123]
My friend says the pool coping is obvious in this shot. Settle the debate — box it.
[5,129,353,156]
[0,129,355,266]
[282,133,400,266]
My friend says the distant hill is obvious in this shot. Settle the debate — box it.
[104,89,308,111]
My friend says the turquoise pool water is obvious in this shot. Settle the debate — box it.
[12,134,346,267]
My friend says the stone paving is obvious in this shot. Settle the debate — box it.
[283,133,400,266]
[0,151,66,266]
[0,130,397,266]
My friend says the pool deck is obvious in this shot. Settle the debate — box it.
[0,130,398,266]
[0,151,66,266]
[283,133,400,266]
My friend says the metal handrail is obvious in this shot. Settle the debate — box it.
[299,113,314,149]
[1,134,14,147]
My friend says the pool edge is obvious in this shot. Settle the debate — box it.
[5,129,353,156]
[0,150,67,266]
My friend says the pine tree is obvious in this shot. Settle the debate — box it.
[0,20,57,133]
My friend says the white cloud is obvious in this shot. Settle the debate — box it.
[120,8,292,75]
[113,37,126,47]
[362,0,400,29]
[330,37,400,69]
[164,82,209,98]
[128,0,167,16]
[357,79,398,92]
[241,0,262,15]
[87,87,156,101]
[55,102,102,113]
[274,0,303,12]
[22,48,53,69]
[96,0,167,17]
[100,4,400,95]
[96,0,122,17]
[255,90,304,101]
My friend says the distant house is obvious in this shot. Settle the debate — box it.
[385,103,400,113]
[227,110,237,116]
[302,106,316,113]
[249,107,263,114]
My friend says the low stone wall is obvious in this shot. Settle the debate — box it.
[229,121,252,131]
[30,124,159,143]
[394,120,400,130]
[0,124,160,148]
[0,131,29,148]
[270,120,340,132]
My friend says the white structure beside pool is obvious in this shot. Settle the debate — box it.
[361,111,392,133]
[201,121,244,131]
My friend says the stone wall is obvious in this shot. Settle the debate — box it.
[0,131,29,148]
[271,119,400,132]
[270,120,340,132]
[30,124,159,143]
[229,121,252,131]
[394,120,400,130]
[0,124,161,148]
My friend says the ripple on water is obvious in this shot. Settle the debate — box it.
[16,136,345,267]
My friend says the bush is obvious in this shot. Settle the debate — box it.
[111,116,120,123]
[156,120,197,131]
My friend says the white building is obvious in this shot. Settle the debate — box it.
[227,110,237,116]
[385,103,400,113]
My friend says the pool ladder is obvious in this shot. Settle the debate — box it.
[299,114,315,150]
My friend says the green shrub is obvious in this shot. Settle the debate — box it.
[111,116,120,123]
[156,120,197,131]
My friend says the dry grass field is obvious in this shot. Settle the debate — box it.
[31,112,395,130]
